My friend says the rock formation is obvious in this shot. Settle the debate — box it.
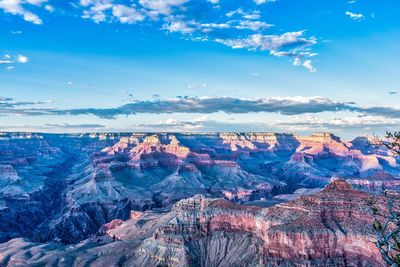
[0,131,399,246]
[0,179,388,266]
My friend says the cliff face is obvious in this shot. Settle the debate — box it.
[0,180,387,266]
[0,133,117,243]
[0,132,399,245]
[120,179,381,266]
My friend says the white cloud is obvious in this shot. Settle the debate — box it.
[81,1,148,24]
[253,0,276,5]
[243,13,260,20]
[25,0,46,5]
[235,20,272,31]
[163,20,233,35]
[138,0,188,16]
[216,31,317,71]
[0,54,28,69]
[294,58,316,72]
[187,83,208,90]
[162,19,196,34]
[0,123,106,132]
[275,115,400,131]
[81,1,113,23]
[216,31,316,52]
[112,4,145,24]
[226,8,243,18]
[345,11,364,21]
[226,8,261,20]
[0,0,47,24]
[44,4,53,12]
[0,59,13,64]
[135,115,263,132]
[17,54,28,63]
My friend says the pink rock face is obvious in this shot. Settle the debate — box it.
[128,134,190,162]
[102,136,139,155]
[130,211,143,220]
[296,133,350,156]
[220,133,256,151]
[223,189,254,200]
[99,219,124,234]
[125,180,386,266]
[86,132,400,197]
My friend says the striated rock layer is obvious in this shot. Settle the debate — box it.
[127,179,383,266]
[0,179,388,266]
[0,132,399,245]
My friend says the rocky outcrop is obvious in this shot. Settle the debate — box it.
[0,179,387,266]
[0,133,118,244]
[126,179,384,266]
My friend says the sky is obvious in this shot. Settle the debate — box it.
[0,0,400,139]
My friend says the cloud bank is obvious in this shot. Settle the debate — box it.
[59,96,354,118]
[3,95,400,121]
[2,95,400,134]
[133,115,400,133]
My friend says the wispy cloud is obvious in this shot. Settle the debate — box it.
[0,123,106,132]
[216,31,317,72]
[345,11,364,21]
[0,54,29,69]
[44,123,105,129]
[0,96,54,116]
[253,0,276,5]
[2,115,399,134]
[187,83,208,90]
[275,115,400,130]
[133,114,400,133]
[135,116,266,132]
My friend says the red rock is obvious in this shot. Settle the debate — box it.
[130,211,143,220]
[128,180,386,266]
[99,219,124,234]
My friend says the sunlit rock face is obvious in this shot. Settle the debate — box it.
[118,179,381,266]
[0,132,399,245]
[0,180,387,266]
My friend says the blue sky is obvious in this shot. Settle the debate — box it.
[0,0,400,139]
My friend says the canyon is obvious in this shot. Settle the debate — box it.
[0,179,389,266]
[0,131,398,266]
